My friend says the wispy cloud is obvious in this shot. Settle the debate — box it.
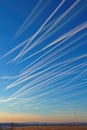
[0,0,87,121]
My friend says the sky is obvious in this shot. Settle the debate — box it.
[0,0,87,123]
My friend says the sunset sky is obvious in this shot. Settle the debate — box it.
[0,0,87,122]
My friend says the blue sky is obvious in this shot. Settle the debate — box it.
[0,0,87,122]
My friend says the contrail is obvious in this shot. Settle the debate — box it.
[19,32,87,78]
[23,91,87,107]
[17,31,87,76]
[9,62,87,100]
[54,81,87,98]
[7,21,87,66]
[0,37,31,60]
[16,22,87,71]
[54,87,87,104]
[6,11,86,66]
[34,22,87,52]
[0,19,57,61]
[8,63,72,98]
[40,87,87,109]
[17,0,86,64]
[31,75,87,105]
[5,46,87,92]
[14,64,87,98]
[16,0,79,60]
[8,86,87,108]
[0,76,15,80]
[20,49,86,80]
[11,0,65,62]
[50,70,87,94]
[4,77,87,108]
[17,37,69,65]
[0,17,58,62]
[46,80,87,97]
[4,43,82,91]
[1,0,87,113]
[4,63,74,101]
[17,38,69,72]
[6,73,87,107]
[53,69,87,96]
[5,61,70,90]
[24,94,84,109]
[3,36,87,103]
[19,66,87,97]
[5,47,87,98]
[6,38,68,82]
[13,0,51,39]
[0,97,19,103]
[34,2,86,48]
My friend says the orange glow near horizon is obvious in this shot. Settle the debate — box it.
[0,112,87,123]
[0,112,45,123]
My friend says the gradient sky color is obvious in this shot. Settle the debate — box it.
[0,0,87,122]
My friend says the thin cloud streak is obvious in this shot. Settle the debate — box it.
[11,0,65,62]
[22,0,80,56]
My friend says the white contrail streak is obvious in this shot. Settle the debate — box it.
[17,22,87,71]
[14,64,87,98]
[0,37,31,60]
[0,18,58,61]
[7,64,72,98]
[5,38,69,86]
[4,0,83,63]
[7,21,87,66]
[5,50,87,92]
[5,0,84,66]
[54,87,87,104]
[6,75,87,107]
[4,48,87,98]
[2,73,87,107]
[0,97,18,103]
[20,34,87,78]
[5,61,69,90]
[11,0,65,62]
[8,62,87,100]
[17,0,79,60]
[36,2,86,47]
[13,0,51,39]
[18,31,87,76]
